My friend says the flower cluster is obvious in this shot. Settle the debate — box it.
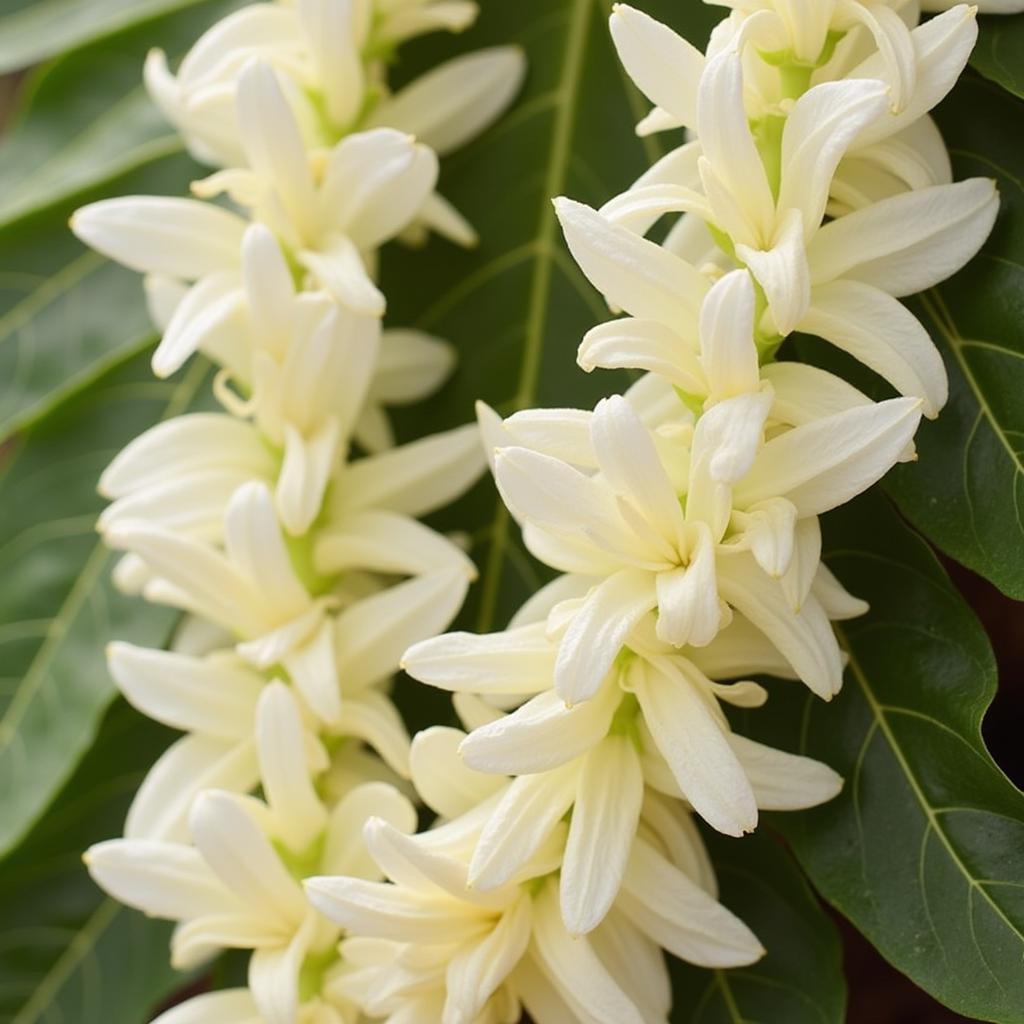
[77,3,525,1021]
[298,3,1012,1022]
[77,0,1020,1021]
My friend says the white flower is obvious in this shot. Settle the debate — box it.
[108,561,467,840]
[71,107,437,331]
[612,3,979,134]
[86,684,418,1024]
[403,610,842,928]
[103,480,472,727]
[305,787,763,1024]
[490,390,920,703]
[558,163,997,415]
[145,0,484,166]
[99,399,482,558]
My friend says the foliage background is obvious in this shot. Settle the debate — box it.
[0,1,1021,1022]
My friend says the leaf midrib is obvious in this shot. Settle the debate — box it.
[474,0,595,631]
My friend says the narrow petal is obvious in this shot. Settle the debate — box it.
[316,509,473,577]
[150,990,261,1024]
[256,683,327,850]
[802,281,947,416]
[298,235,386,316]
[736,208,811,337]
[236,61,318,237]
[688,613,799,681]
[700,269,760,400]
[108,642,262,738]
[225,481,310,616]
[808,178,999,296]
[591,395,686,543]
[340,690,412,778]
[560,735,643,935]
[99,414,273,499]
[531,880,646,1024]
[852,6,979,148]
[153,272,244,378]
[554,197,707,324]
[460,684,618,776]
[812,563,869,620]
[729,734,843,810]
[555,570,658,705]
[125,735,259,842]
[84,838,235,920]
[189,791,306,926]
[578,317,705,392]
[373,329,456,404]
[320,128,438,249]
[71,197,245,278]
[609,5,703,128]
[469,768,578,890]
[322,781,418,878]
[403,623,556,696]
[630,657,757,836]
[655,522,722,648]
[697,51,775,245]
[335,567,470,691]
[305,877,482,944]
[717,555,844,699]
[248,914,316,1024]
[778,79,890,236]
[737,397,924,515]
[619,838,764,968]
[370,48,526,156]
[410,726,505,820]
[337,423,486,517]
[445,896,532,1021]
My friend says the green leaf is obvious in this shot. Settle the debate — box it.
[0,0,243,231]
[0,352,211,858]
[0,0,216,74]
[880,76,1024,598]
[382,0,719,631]
[670,831,846,1024]
[0,699,187,1024]
[971,13,1024,100]
[0,1,246,443]
[742,490,1024,1023]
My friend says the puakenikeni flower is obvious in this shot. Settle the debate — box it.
[489,389,919,702]
[404,604,843,932]
[305,772,764,1024]
[86,684,418,1024]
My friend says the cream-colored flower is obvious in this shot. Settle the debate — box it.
[306,782,763,1024]
[86,684,417,1024]
[103,480,472,727]
[489,390,919,703]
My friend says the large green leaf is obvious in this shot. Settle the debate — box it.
[0,352,211,858]
[971,13,1024,100]
[883,75,1024,599]
[0,1,245,443]
[0,699,185,1024]
[670,832,846,1024]
[742,491,1024,1022]
[0,0,214,74]
[0,0,242,231]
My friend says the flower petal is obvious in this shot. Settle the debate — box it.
[630,656,756,836]
[560,735,643,935]
[554,197,707,324]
